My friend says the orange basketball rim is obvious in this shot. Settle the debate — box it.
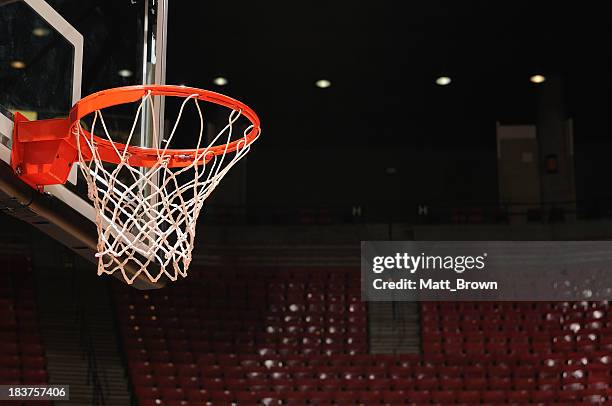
[11,85,261,191]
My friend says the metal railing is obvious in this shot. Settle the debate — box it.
[199,200,593,226]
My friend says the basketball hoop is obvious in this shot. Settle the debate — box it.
[11,85,261,284]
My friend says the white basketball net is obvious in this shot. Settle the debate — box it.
[74,92,258,284]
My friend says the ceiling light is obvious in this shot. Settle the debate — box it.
[435,76,451,86]
[213,77,228,86]
[530,74,546,84]
[32,27,51,37]
[118,69,133,78]
[315,79,331,88]
[10,60,26,69]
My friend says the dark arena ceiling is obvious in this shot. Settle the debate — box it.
[12,1,612,149]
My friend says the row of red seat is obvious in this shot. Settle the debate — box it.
[134,386,612,404]
[422,301,610,311]
[0,257,48,386]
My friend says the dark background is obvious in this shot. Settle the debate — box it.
[164,1,612,213]
[8,0,612,221]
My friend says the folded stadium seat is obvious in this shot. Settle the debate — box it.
[320,378,343,391]
[488,363,512,376]
[130,361,154,375]
[271,382,293,392]
[464,377,487,390]
[332,390,359,404]
[20,344,44,357]
[235,391,260,403]
[149,351,172,363]
[553,334,576,352]
[216,354,240,367]
[176,363,198,377]
[265,370,288,381]
[532,342,554,354]
[455,390,480,403]
[514,377,537,389]
[481,390,506,402]
[135,385,161,400]
[161,387,185,401]
[283,390,310,404]
[508,343,531,356]
[201,378,224,390]
[344,379,368,391]
[582,392,607,404]
[516,352,542,365]
[364,365,387,379]
[354,390,380,404]
[421,338,443,354]
[156,375,179,388]
[296,378,320,391]
[531,389,557,403]
[137,399,164,406]
[184,388,208,402]
[126,336,145,349]
[133,374,156,387]
[562,365,586,380]
[412,365,436,378]
[345,343,367,355]
[0,355,20,368]
[563,381,586,392]
[486,341,509,355]
[142,327,165,338]
[587,378,611,391]
[368,378,391,391]
[0,343,19,355]
[225,378,251,391]
[506,389,530,403]
[415,377,439,390]
[600,336,612,350]
[0,369,20,384]
[176,375,199,389]
[576,333,598,351]
[381,390,406,404]
[439,377,462,390]
[431,390,455,403]
[464,342,486,356]
[170,352,194,364]
[200,365,223,378]
[405,390,431,403]
[538,376,562,390]
[195,353,216,366]
[164,401,192,406]
[335,366,364,379]
[488,377,512,390]
[20,369,48,384]
[308,392,333,404]
[21,355,46,370]
[291,367,314,380]
[127,348,149,362]
[146,338,168,351]
[348,354,372,367]
[151,362,176,376]
[239,355,263,368]
[208,390,234,402]
[557,389,583,402]
[436,365,461,378]
[388,365,411,379]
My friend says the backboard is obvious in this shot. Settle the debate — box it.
[0,0,168,289]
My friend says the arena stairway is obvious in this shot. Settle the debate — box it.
[34,260,131,406]
[368,301,421,354]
